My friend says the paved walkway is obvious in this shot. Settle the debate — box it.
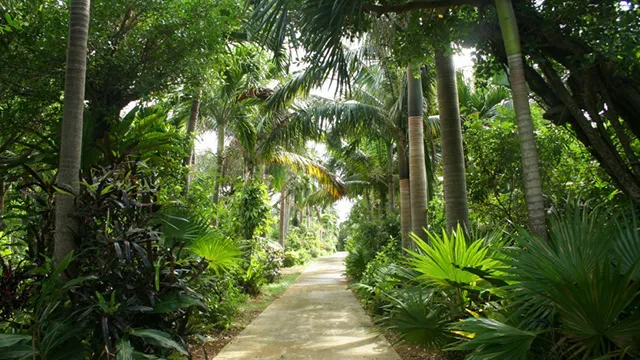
[214,252,401,359]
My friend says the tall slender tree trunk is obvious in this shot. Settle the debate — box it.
[387,140,395,213]
[213,119,226,204]
[279,187,287,248]
[365,190,373,221]
[184,89,201,194]
[407,63,428,242]
[284,193,291,237]
[397,132,412,250]
[306,206,311,227]
[436,52,470,233]
[0,181,5,230]
[495,0,547,239]
[54,0,91,265]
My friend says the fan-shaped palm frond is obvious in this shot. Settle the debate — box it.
[407,225,503,291]
[382,289,455,349]
[450,318,537,360]
[500,201,640,358]
[188,232,242,274]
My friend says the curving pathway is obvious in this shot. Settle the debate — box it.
[214,252,400,359]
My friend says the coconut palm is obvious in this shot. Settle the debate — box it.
[54,0,91,265]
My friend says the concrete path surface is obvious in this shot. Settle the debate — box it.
[214,252,401,360]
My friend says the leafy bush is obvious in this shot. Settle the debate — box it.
[451,202,640,359]
[283,250,311,267]
[353,240,403,314]
[188,271,247,332]
[343,216,400,281]
[231,181,273,241]
[0,161,242,357]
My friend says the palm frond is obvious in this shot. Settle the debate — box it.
[188,232,242,274]
[450,318,537,360]
[270,150,347,200]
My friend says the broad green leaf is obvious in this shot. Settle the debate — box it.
[0,334,31,348]
[116,338,133,360]
[153,293,201,313]
[130,329,188,355]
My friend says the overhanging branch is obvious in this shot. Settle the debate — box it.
[362,0,485,14]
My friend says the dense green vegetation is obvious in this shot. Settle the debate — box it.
[2,0,640,358]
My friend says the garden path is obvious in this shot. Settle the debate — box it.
[214,252,401,359]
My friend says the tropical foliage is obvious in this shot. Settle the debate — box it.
[3,0,640,358]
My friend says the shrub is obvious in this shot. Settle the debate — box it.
[0,162,241,357]
[343,216,401,281]
[451,202,640,359]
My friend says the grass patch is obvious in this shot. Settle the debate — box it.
[239,272,302,313]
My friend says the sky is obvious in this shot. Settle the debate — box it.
[196,48,476,223]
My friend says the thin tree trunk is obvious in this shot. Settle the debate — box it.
[365,190,373,221]
[306,206,311,227]
[284,193,291,237]
[387,140,395,213]
[279,188,287,248]
[54,0,91,266]
[184,89,201,194]
[495,0,547,239]
[213,119,226,204]
[407,63,428,242]
[435,52,470,233]
[0,181,5,230]
[397,132,412,250]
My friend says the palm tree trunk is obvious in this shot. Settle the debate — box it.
[407,63,428,242]
[397,131,412,250]
[387,140,395,213]
[213,119,226,204]
[435,52,470,233]
[495,0,547,239]
[279,188,287,248]
[54,0,91,266]
[184,89,201,194]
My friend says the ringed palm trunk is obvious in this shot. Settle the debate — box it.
[54,0,91,265]
[495,0,547,239]
[407,63,429,242]
[397,132,412,250]
[184,89,201,194]
[435,52,470,233]
[213,118,226,204]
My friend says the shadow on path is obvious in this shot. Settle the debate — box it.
[214,252,400,359]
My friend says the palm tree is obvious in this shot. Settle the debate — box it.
[494,0,547,239]
[54,0,91,266]
[407,63,428,243]
[435,51,469,232]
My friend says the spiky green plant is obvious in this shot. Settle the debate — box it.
[382,289,455,349]
[407,225,503,293]
[453,202,640,359]
[450,318,537,360]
